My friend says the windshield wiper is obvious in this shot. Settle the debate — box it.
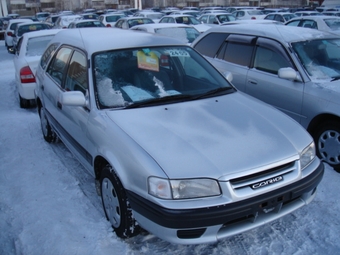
[331,75,340,82]
[193,87,234,99]
[125,94,194,109]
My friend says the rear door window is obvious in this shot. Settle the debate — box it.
[193,32,228,57]
[217,34,256,67]
[46,47,72,86]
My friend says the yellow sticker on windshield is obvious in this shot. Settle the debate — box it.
[137,51,159,72]
[29,25,37,31]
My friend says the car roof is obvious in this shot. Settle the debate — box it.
[222,20,282,25]
[118,16,152,20]
[7,19,32,24]
[130,23,192,29]
[201,13,234,16]
[72,19,99,24]
[48,28,185,54]
[22,28,61,39]
[17,21,46,26]
[163,14,195,17]
[288,15,340,21]
[101,13,126,17]
[59,15,81,20]
[201,24,336,43]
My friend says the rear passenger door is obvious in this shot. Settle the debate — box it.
[42,46,91,166]
[213,34,256,92]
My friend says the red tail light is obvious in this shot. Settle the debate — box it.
[20,66,36,83]
[106,24,111,27]
[251,17,256,20]
[7,31,13,36]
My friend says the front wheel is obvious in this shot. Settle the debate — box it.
[100,165,140,238]
[313,121,340,173]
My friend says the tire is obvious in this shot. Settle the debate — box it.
[313,121,340,173]
[39,106,57,143]
[100,165,140,238]
[19,95,29,108]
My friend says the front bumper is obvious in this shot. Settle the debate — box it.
[127,161,324,244]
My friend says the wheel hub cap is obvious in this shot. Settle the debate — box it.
[318,129,340,165]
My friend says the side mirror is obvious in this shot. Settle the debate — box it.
[278,67,302,82]
[60,91,87,107]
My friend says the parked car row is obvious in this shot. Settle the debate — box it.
[9,12,340,247]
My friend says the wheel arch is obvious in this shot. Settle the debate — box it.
[94,156,109,181]
[36,96,42,116]
[307,113,340,136]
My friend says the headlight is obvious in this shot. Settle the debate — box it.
[148,177,221,200]
[300,142,316,170]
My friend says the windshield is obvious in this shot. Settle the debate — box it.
[93,46,233,109]
[292,38,340,81]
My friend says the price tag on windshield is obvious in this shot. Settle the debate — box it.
[166,49,190,57]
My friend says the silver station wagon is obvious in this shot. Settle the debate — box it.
[192,24,340,172]
[35,28,323,244]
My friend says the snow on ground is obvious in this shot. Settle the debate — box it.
[0,40,339,255]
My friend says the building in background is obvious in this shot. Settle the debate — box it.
[1,0,9,16]
[2,0,324,16]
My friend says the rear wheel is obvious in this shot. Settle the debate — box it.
[314,121,340,172]
[19,95,29,108]
[100,165,140,238]
[39,106,57,143]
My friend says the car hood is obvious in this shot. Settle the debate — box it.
[315,78,340,91]
[106,93,310,179]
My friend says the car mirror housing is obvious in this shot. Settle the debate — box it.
[278,67,302,82]
[60,91,87,107]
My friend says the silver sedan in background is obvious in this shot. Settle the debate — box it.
[191,24,340,171]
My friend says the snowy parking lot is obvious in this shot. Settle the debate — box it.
[0,40,339,255]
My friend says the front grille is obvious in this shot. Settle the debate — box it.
[229,161,296,190]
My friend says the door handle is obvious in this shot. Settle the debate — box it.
[57,101,62,110]
[248,79,257,85]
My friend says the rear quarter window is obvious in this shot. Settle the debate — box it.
[193,32,228,57]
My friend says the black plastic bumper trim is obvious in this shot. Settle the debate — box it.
[127,162,324,229]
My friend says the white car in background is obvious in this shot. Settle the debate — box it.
[133,11,165,23]
[159,14,212,32]
[130,23,200,44]
[232,10,266,20]
[285,16,340,36]
[53,15,81,29]
[4,18,32,51]
[13,29,61,108]
[99,13,126,27]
